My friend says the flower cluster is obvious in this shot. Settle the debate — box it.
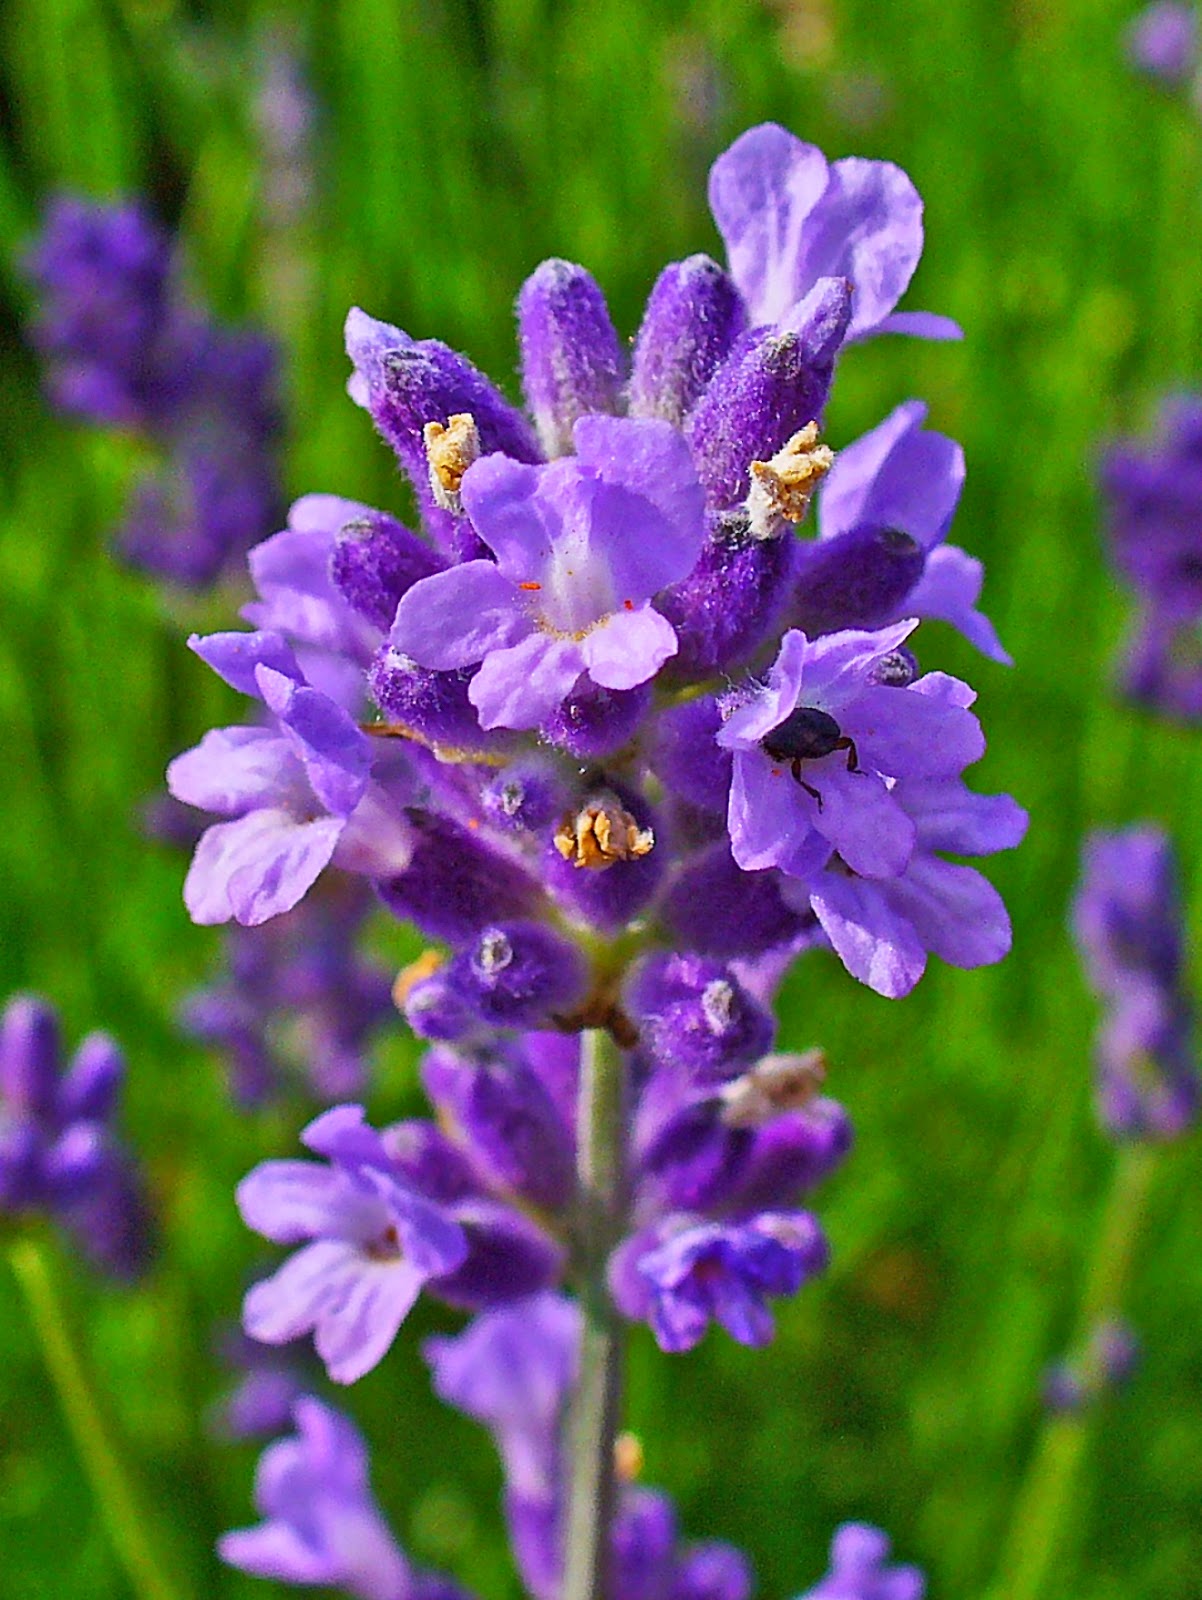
[160,120,1014,1596]
[24,196,282,587]
[0,994,152,1278]
[1125,1,1198,88]
[1072,825,1199,1138]
[1098,393,1202,720]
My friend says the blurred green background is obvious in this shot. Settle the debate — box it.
[2,0,1202,1596]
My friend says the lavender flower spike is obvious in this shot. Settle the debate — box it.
[708,123,960,342]
[220,1396,472,1600]
[1125,2,1197,84]
[391,415,706,730]
[795,1523,925,1600]
[238,1106,468,1383]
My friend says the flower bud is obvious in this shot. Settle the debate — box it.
[368,646,515,755]
[377,814,543,942]
[629,255,746,426]
[651,697,731,813]
[56,1032,126,1125]
[791,523,924,636]
[330,510,442,634]
[429,1200,565,1309]
[661,843,808,959]
[0,994,61,1120]
[517,259,627,457]
[626,954,774,1082]
[540,680,651,761]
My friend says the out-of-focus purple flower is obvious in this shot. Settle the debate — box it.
[168,631,415,926]
[1044,1317,1141,1413]
[0,994,152,1279]
[391,416,706,730]
[182,883,394,1105]
[612,1210,829,1352]
[219,1396,473,1600]
[811,401,1010,662]
[1125,2,1197,85]
[708,123,960,342]
[238,1106,469,1383]
[1073,826,1198,1138]
[210,1320,313,1441]
[717,623,984,884]
[794,1523,925,1600]
[24,196,283,588]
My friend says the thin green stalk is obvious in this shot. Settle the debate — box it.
[988,1144,1157,1600]
[564,1026,628,1600]
[8,1234,184,1600]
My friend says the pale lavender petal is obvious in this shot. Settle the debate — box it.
[901,780,1029,856]
[808,765,915,878]
[708,124,830,326]
[886,855,1013,969]
[873,310,964,340]
[167,727,302,816]
[809,157,925,340]
[718,631,811,748]
[839,683,984,777]
[459,454,555,578]
[909,670,977,709]
[243,1239,362,1345]
[184,810,343,926]
[810,873,928,997]
[236,1161,369,1244]
[391,562,529,670]
[332,785,416,879]
[727,750,831,879]
[219,1522,333,1586]
[313,1259,426,1384]
[572,416,707,591]
[800,618,918,709]
[905,545,1012,664]
[256,667,371,816]
[582,605,678,690]
[819,401,964,549]
[189,629,303,698]
[468,634,585,730]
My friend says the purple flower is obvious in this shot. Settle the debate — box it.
[814,401,1010,662]
[238,1106,468,1383]
[219,1396,471,1600]
[717,624,985,884]
[612,1210,829,1352]
[1125,2,1197,84]
[0,994,152,1278]
[390,415,706,730]
[708,124,959,342]
[795,1523,925,1600]
[168,631,414,926]
[800,770,1029,998]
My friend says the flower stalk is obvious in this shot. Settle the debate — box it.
[564,1025,629,1600]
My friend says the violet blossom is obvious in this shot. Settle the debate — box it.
[794,1524,925,1600]
[1125,2,1197,85]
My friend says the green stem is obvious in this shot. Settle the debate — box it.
[8,1235,184,1600]
[564,1026,628,1600]
[988,1144,1157,1600]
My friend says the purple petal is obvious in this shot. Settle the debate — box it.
[726,750,831,879]
[718,631,811,748]
[886,855,1013,970]
[839,683,984,778]
[255,667,371,817]
[236,1161,375,1244]
[313,1258,427,1384]
[572,416,707,592]
[243,1239,362,1346]
[468,634,585,730]
[901,779,1029,856]
[708,124,831,327]
[167,727,303,816]
[810,873,928,997]
[582,605,678,690]
[819,401,964,549]
[189,630,303,698]
[808,765,916,878]
[391,561,529,670]
[807,156,925,340]
[799,619,919,709]
[183,810,343,926]
[873,310,964,340]
[905,545,1012,664]
[219,1523,333,1587]
[459,455,555,578]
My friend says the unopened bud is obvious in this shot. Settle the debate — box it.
[719,1049,827,1128]
[554,795,655,871]
[423,413,481,514]
[746,423,834,539]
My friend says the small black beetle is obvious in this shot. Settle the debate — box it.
[760,705,859,806]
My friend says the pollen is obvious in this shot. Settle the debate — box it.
[519,580,542,591]
[392,949,446,1010]
[623,598,634,610]
[554,794,655,871]
[424,412,481,514]
[719,1049,828,1128]
[614,1431,644,1483]
[745,421,835,539]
